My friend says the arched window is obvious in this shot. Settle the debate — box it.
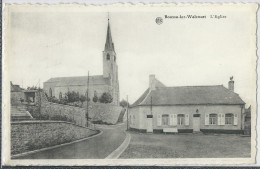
[59,92,62,100]
[49,88,52,97]
[209,114,217,125]
[177,114,185,125]
[106,53,110,60]
[114,56,116,62]
[225,113,234,125]
[162,114,169,125]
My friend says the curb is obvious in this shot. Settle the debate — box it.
[12,130,103,159]
[105,130,131,159]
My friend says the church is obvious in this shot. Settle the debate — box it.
[43,18,120,105]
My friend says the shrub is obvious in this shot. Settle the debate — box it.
[99,92,113,103]
[93,93,98,103]
[120,99,129,107]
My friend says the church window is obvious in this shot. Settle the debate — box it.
[107,53,110,60]
[49,88,52,97]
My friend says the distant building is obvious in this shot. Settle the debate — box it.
[43,18,119,105]
[129,75,245,134]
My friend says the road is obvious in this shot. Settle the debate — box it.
[14,123,127,159]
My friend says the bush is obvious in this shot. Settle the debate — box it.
[99,92,113,103]
[120,99,129,107]
[93,93,98,103]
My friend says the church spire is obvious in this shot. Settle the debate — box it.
[104,14,115,51]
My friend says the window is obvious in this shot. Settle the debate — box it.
[178,114,185,125]
[162,114,169,125]
[133,115,135,125]
[49,88,52,97]
[107,53,110,60]
[209,114,217,125]
[114,56,116,62]
[225,113,234,125]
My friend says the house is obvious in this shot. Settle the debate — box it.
[129,75,245,134]
[43,18,120,105]
[243,106,251,135]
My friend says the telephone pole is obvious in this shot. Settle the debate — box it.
[150,96,153,115]
[126,95,129,131]
[86,71,90,127]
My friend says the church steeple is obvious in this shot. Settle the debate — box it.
[104,16,115,51]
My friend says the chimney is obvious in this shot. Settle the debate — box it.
[149,74,156,91]
[228,76,234,92]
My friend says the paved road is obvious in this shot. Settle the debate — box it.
[14,123,127,159]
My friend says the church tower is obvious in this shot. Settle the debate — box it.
[103,17,119,105]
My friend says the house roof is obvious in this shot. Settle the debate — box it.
[11,82,24,92]
[45,75,111,86]
[131,85,245,107]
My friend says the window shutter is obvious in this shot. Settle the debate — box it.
[221,114,225,125]
[205,113,209,125]
[157,114,162,126]
[173,114,177,126]
[218,114,221,125]
[185,114,189,126]
[169,114,174,126]
[234,113,238,125]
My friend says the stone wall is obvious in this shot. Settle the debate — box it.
[84,102,123,124]
[11,121,97,155]
[11,92,24,105]
[41,102,86,127]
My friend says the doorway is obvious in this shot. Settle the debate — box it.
[193,114,201,132]
[146,115,153,133]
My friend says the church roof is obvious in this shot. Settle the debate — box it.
[45,75,111,86]
[104,21,115,51]
[131,85,245,107]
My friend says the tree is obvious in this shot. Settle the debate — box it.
[65,91,80,103]
[120,99,129,108]
[99,92,113,103]
[79,95,87,103]
[93,92,98,103]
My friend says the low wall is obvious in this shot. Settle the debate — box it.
[11,121,97,155]
[84,103,123,124]
[41,102,86,127]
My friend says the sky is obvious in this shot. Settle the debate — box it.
[7,4,256,105]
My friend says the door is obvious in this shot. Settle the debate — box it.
[146,115,153,133]
[193,117,201,132]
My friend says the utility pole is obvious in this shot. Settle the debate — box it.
[126,95,129,131]
[150,96,153,115]
[86,71,90,127]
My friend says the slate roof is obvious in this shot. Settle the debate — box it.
[105,21,115,51]
[45,75,110,86]
[131,85,245,107]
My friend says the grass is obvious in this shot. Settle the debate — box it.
[119,132,251,158]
